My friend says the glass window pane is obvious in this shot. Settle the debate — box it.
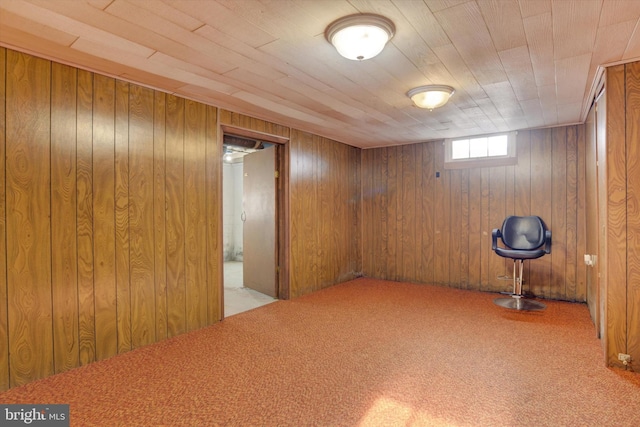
[469,137,487,158]
[451,139,469,159]
[488,135,508,156]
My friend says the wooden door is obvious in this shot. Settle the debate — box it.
[585,104,600,336]
[243,146,278,298]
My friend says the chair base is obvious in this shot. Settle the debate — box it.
[493,258,546,311]
[494,296,546,311]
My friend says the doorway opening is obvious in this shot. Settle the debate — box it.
[222,133,280,317]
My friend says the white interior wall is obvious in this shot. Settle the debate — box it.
[223,161,244,261]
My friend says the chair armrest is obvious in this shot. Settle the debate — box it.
[544,230,552,254]
[492,228,501,250]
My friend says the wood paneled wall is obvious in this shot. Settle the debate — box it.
[0,48,365,390]
[0,48,221,390]
[361,126,587,301]
[289,129,361,297]
[605,61,640,370]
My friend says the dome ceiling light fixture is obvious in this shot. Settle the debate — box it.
[325,13,395,61]
[407,85,455,110]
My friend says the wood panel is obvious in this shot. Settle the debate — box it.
[299,133,315,292]
[550,127,567,300]
[365,147,386,279]
[318,137,330,288]
[350,144,362,279]
[93,73,117,361]
[487,166,506,292]
[114,80,131,354]
[0,47,7,391]
[419,144,435,285]
[5,50,53,386]
[594,59,640,371]
[375,147,388,280]
[289,134,300,292]
[605,64,627,368]
[333,143,346,283]
[165,94,186,337]
[361,149,374,276]
[76,68,96,367]
[401,144,417,281]
[479,168,490,289]
[288,129,361,298]
[310,134,321,287]
[565,126,578,302]
[448,168,462,287]
[626,61,640,368]
[0,48,225,390]
[289,131,302,295]
[575,124,587,303]
[184,100,207,331]
[529,129,553,298]
[50,61,78,373]
[458,168,470,289]
[153,91,167,341]
[433,142,450,286]
[129,85,156,348]
[329,142,339,286]
[386,147,398,281]
[362,126,587,301]
[467,166,481,290]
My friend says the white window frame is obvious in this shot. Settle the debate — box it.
[444,131,517,169]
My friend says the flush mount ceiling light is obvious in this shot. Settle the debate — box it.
[325,13,395,61]
[407,85,455,110]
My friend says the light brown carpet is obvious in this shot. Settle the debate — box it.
[1,278,639,426]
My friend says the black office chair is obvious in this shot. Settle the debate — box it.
[492,215,551,311]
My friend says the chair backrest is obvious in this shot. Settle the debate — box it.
[501,216,546,250]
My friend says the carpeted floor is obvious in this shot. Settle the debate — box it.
[1,278,639,426]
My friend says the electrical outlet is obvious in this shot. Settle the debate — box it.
[618,353,631,365]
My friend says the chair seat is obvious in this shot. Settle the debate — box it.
[495,247,546,260]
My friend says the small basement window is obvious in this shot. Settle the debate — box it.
[444,131,517,169]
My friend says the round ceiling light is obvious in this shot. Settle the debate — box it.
[325,13,395,61]
[407,85,455,110]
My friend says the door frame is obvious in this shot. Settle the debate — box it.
[585,77,607,341]
[219,124,290,318]
[585,100,601,337]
